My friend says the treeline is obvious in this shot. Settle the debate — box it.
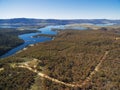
[0,28,37,56]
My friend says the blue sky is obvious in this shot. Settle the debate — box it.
[0,0,120,19]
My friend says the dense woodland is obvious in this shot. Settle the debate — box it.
[0,27,120,90]
[0,28,37,56]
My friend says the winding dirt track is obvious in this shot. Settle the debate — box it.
[18,51,109,88]
[81,51,109,86]
[0,68,4,72]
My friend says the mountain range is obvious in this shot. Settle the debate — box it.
[0,18,120,26]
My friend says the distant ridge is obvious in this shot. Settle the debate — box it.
[0,18,120,25]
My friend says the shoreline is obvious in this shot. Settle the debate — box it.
[0,28,40,59]
[15,36,56,55]
[0,26,59,59]
[0,41,24,58]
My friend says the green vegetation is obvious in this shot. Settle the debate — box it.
[0,67,36,90]
[0,28,37,56]
[33,34,56,38]
[0,27,120,90]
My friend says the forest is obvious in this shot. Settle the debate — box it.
[0,27,120,90]
[0,28,37,56]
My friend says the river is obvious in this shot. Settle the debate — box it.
[0,26,64,59]
[0,24,113,59]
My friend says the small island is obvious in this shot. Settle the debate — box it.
[32,34,56,38]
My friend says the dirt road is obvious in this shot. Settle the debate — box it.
[18,51,109,88]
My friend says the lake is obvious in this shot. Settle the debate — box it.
[0,26,59,58]
[0,24,108,59]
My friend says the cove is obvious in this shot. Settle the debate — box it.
[0,26,60,58]
[0,25,88,59]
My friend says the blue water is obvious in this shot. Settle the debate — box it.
[0,25,90,59]
[0,26,58,59]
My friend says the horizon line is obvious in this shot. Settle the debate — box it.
[0,17,120,20]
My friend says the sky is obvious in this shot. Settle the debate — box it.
[0,0,120,19]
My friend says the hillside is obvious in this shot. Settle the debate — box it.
[0,28,37,56]
[0,18,120,26]
[0,28,120,90]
